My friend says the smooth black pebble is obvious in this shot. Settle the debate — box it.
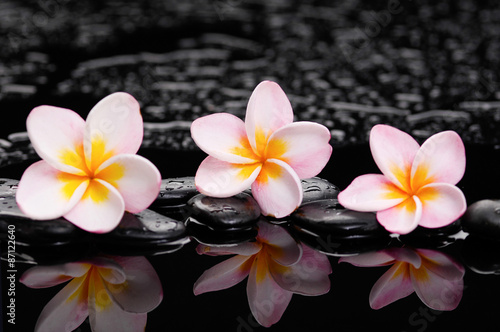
[461,199,500,240]
[187,193,261,231]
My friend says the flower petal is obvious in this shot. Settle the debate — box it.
[266,122,332,178]
[64,179,125,233]
[34,276,89,332]
[270,245,331,295]
[376,195,422,234]
[96,154,161,213]
[338,174,407,212]
[245,81,294,156]
[195,156,262,197]
[191,113,259,163]
[16,161,88,220]
[88,268,147,332]
[84,92,143,171]
[251,159,302,218]
[247,254,293,327]
[194,255,254,295]
[107,256,163,313]
[196,242,262,256]
[257,221,302,266]
[369,124,420,192]
[416,183,467,229]
[411,131,466,188]
[411,265,464,311]
[370,262,415,309]
[26,105,87,175]
[20,263,91,289]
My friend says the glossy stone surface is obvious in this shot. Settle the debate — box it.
[461,199,500,240]
[97,209,187,243]
[152,176,198,206]
[399,220,462,248]
[186,216,258,246]
[300,177,340,204]
[291,199,389,240]
[187,193,261,231]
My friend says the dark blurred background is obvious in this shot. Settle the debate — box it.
[1,0,500,148]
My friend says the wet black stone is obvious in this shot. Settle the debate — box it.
[152,177,199,207]
[291,199,390,240]
[461,199,500,240]
[461,235,500,275]
[96,209,188,246]
[187,193,261,231]
[186,217,258,246]
[399,220,462,248]
[300,177,340,205]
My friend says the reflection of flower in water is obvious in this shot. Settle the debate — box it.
[194,220,332,327]
[340,247,464,310]
[20,256,162,332]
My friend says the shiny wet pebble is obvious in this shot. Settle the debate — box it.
[461,199,500,240]
[291,199,389,240]
[152,177,199,206]
[187,193,261,231]
[301,177,340,204]
[399,220,462,248]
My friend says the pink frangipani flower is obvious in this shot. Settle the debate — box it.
[339,247,465,310]
[338,124,466,234]
[193,221,332,327]
[16,92,161,233]
[20,255,163,332]
[191,80,332,218]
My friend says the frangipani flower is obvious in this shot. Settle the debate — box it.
[194,221,331,327]
[191,81,332,218]
[338,124,466,234]
[339,247,465,310]
[20,255,163,332]
[16,92,161,233]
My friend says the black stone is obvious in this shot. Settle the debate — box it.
[152,177,199,207]
[96,209,188,247]
[186,216,258,246]
[291,199,390,240]
[187,193,261,231]
[300,177,340,205]
[399,220,462,248]
[461,199,500,240]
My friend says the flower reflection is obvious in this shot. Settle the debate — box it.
[191,80,332,218]
[338,124,466,234]
[16,92,161,233]
[340,247,464,310]
[194,220,332,327]
[20,255,162,332]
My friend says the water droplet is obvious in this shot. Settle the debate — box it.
[165,180,184,191]
[305,185,321,193]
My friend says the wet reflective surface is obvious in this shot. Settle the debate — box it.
[2,0,500,331]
